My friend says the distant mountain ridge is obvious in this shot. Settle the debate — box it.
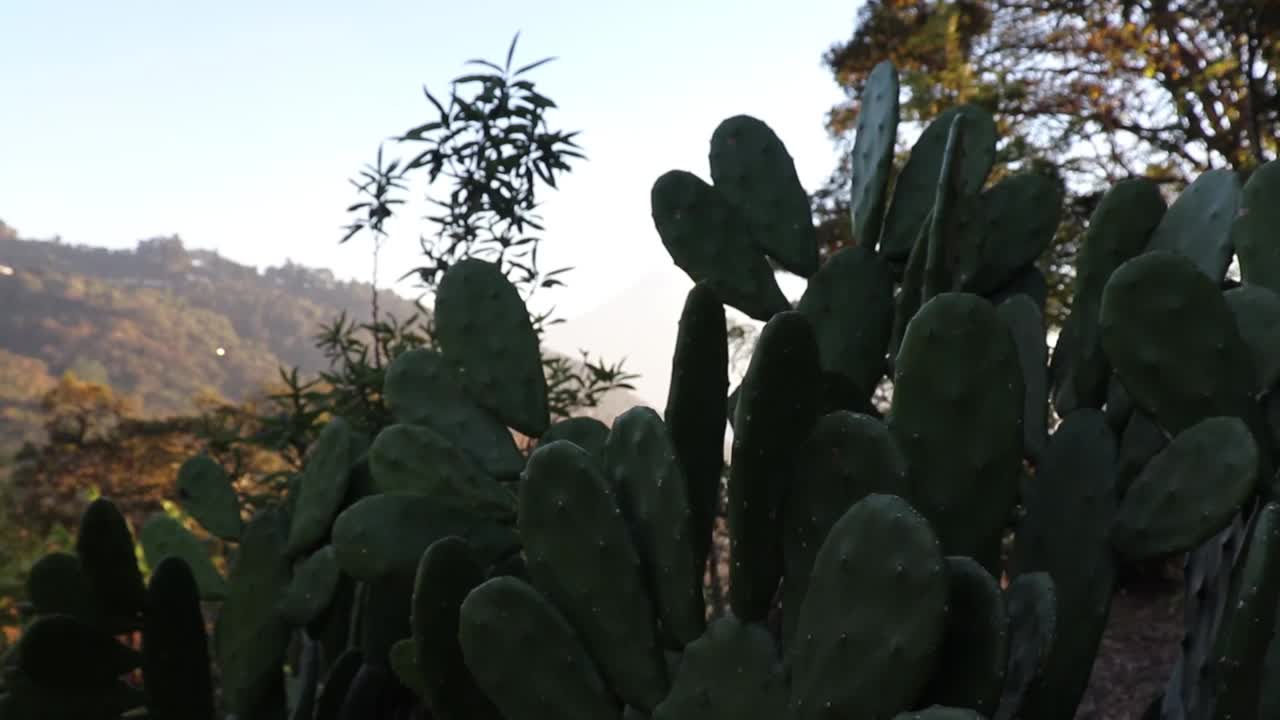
[0,223,641,454]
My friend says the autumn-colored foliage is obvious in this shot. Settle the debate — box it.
[814,0,1278,326]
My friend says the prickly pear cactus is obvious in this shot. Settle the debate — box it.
[16,56,1280,720]
[709,114,819,278]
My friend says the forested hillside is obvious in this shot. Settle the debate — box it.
[0,221,424,452]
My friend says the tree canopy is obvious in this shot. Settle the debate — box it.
[816,0,1279,322]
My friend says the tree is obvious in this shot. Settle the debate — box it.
[340,34,634,406]
[194,35,637,472]
[39,373,136,445]
[816,0,1279,324]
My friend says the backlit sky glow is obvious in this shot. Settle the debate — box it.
[2,0,863,405]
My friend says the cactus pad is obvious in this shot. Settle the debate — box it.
[331,493,520,583]
[1235,159,1280,294]
[729,311,822,620]
[783,411,908,645]
[277,545,341,627]
[369,423,516,520]
[918,556,1007,716]
[664,283,728,571]
[142,557,215,720]
[960,171,1064,294]
[651,616,787,720]
[537,416,610,462]
[411,537,501,720]
[175,455,242,541]
[520,440,669,709]
[1224,285,1280,396]
[1208,502,1280,720]
[995,572,1058,720]
[1112,416,1259,561]
[889,292,1024,564]
[1100,251,1254,435]
[1056,178,1165,410]
[459,576,618,720]
[216,509,293,716]
[796,244,895,396]
[285,416,359,557]
[709,114,819,277]
[25,552,96,622]
[17,614,140,693]
[848,60,900,251]
[788,494,948,720]
[1145,168,1241,281]
[383,347,525,479]
[75,498,146,631]
[1012,410,1118,719]
[434,258,550,437]
[604,407,706,648]
[997,295,1048,463]
[139,514,228,601]
[880,104,997,264]
[650,169,791,320]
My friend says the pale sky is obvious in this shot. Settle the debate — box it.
[2,0,861,407]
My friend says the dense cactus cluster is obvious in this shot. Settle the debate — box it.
[5,59,1280,720]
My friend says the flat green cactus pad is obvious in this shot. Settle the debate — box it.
[997,295,1048,463]
[1235,160,1280,294]
[277,545,341,627]
[729,311,822,621]
[889,292,1024,565]
[411,536,501,720]
[1208,502,1280,720]
[332,493,520,584]
[650,169,791,321]
[434,258,550,437]
[1013,410,1118,720]
[369,423,516,521]
[995,572,1058,720]
[664,283,729,571]
[709,114,819,277]
[651,617,787,720]
[917,556,1007,716]
[796,244,895,397]
[25,552,96,622]
[1100,251,1254,435]
[383,347,525,480]
[960,171,1064,295]
[536,416,610,463]
[520,440,669,710]
[782,411,908,646]
[1112,416,1259,561]
[175,455,242,541]
[849,60,900,252]
[215,509,293,716]
[604,407,706,648]
[139,514,228,601]
[1145,168,1241,282]
[75,498,146,632]
[459,577,618,720]
[880,104,997,264]
[1054,178,1165,410]
[285,417,360,557]
[788,494,948,720]
[1224,285,1280,396]
[142,557,216,720]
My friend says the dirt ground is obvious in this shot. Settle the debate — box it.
[1074,578,1184,719]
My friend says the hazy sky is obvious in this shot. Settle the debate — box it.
[2,0,862,406]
